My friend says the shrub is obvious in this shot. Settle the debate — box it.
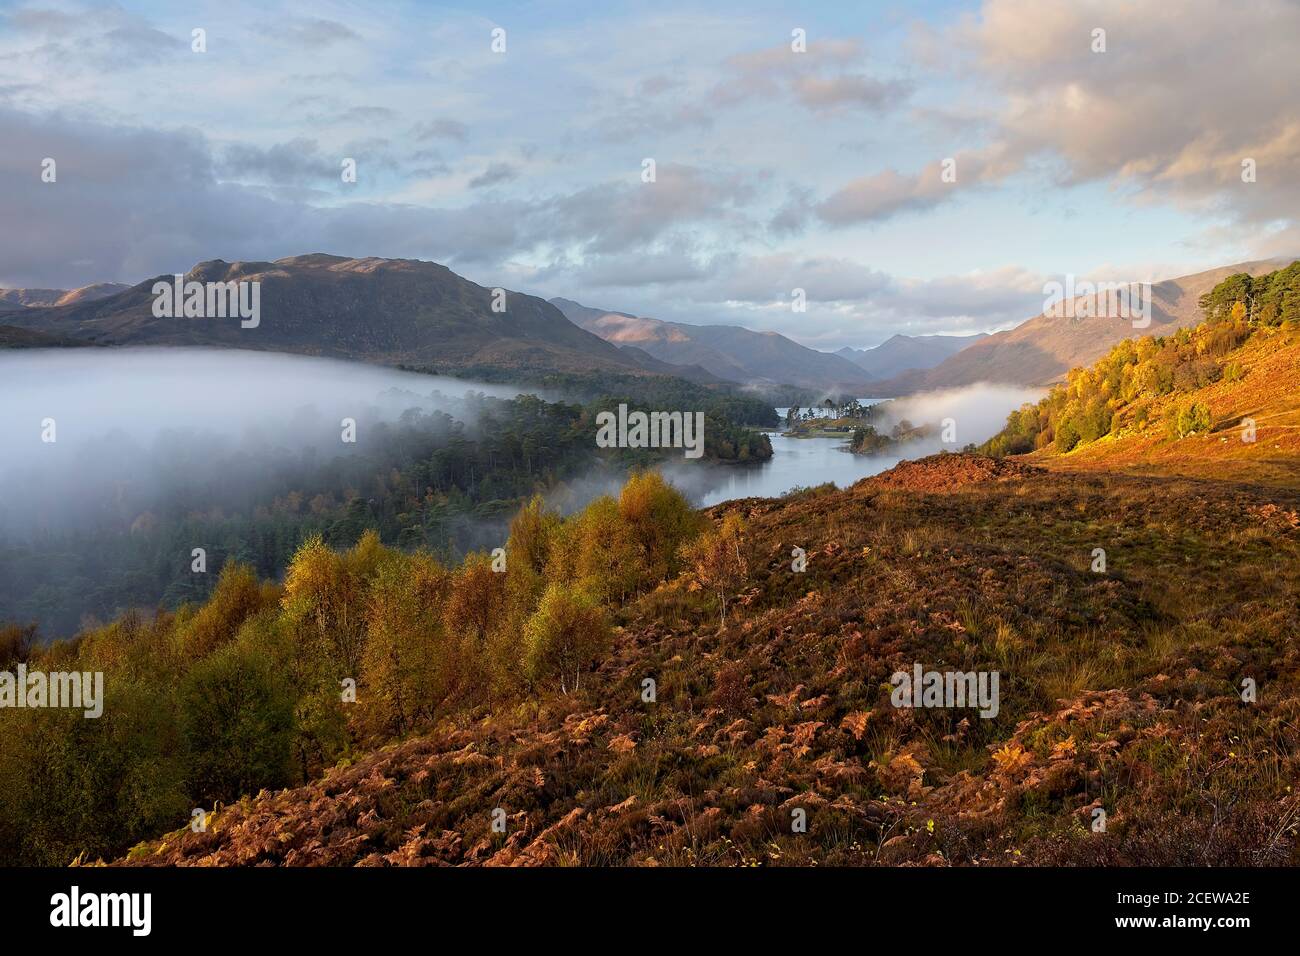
[523,583,610,694]
[179,641,296,804]
[618,470,701,587]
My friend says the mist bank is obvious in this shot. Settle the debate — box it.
[0,347,770,636]
[0,348,536,536]
[867,383,1045,455]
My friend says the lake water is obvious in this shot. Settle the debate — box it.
[690,431,908,505]
[677,383,1044,506]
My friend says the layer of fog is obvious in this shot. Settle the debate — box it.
[0,349,1042,538]
[0,348,538,536]
[872,383,1044,452]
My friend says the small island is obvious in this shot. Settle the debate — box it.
[782,398,935,454]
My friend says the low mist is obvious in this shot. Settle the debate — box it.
[872,383,1044,453]
[0,348,535,536]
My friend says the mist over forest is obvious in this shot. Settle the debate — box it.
[0,348,775,636]
[0,348,535,534]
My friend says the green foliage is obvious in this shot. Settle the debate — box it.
[1198,261,1300,327]
[1167,400,1213,439]
[179,640,297,804]
[358,553,450,738]
[523,583,611,693]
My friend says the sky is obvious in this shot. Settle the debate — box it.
[1,0,1297,349]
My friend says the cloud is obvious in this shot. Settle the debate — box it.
[468,162,519,189]
[819,0,1300,234]
[716,38,910,114]
[817,144,1020,225]
[278,17,360,48]
[539,163,758,255]
[219,138,340,184]
[0,108,759,287]
[412,119,469,142]
[533,249,1048,348]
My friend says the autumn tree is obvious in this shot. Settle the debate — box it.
[617,470,701,587]
[179,639,296,804]
[282,532,384,678]
[506,494,561,577]
[681,512,748,626]
[523,583,610,694]
[183,561,276,657]
[552,494,642,603]
[359,552,450,737]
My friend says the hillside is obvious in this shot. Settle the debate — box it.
[2,256,677,376]
[101,456,1300,868]
[878,259,1294,394]
[983,260,1300,487]
[1038,329,1300,486]
[0,282,129,309]
[551,297,872,393]
[836,333,987,380]
[0,325,93,348]
[10,261,1300,870]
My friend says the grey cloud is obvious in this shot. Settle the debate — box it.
[541,164,757,255]
[220,138,339,184]
[0,107,525,286]
[279,17,360,48]
[468,162,518,189]
[413,119,469,142]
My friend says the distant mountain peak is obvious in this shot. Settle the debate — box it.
[550,297,872,392]
[876,257,1298,394]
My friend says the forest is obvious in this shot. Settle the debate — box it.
[0,471,736,866]
[0,383,772,637]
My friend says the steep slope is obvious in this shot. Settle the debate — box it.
[117,455,1300,867]
[836,333,987,379]
[4,256,653,375]
[878,259,1293,394]
[1030,327,1300,487]
[551,297,873,393]
[981,259,1300,487]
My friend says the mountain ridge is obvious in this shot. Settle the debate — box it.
[835,332,988,380]
[875,258,1295,394]
[551,296,873,393]
[2,255,690,378]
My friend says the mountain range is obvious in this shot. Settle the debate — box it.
[0,255,719,380]
[834,333,988,379]
[550,297,873,392]
[0,283,129,309]
[4,255,1293,397]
